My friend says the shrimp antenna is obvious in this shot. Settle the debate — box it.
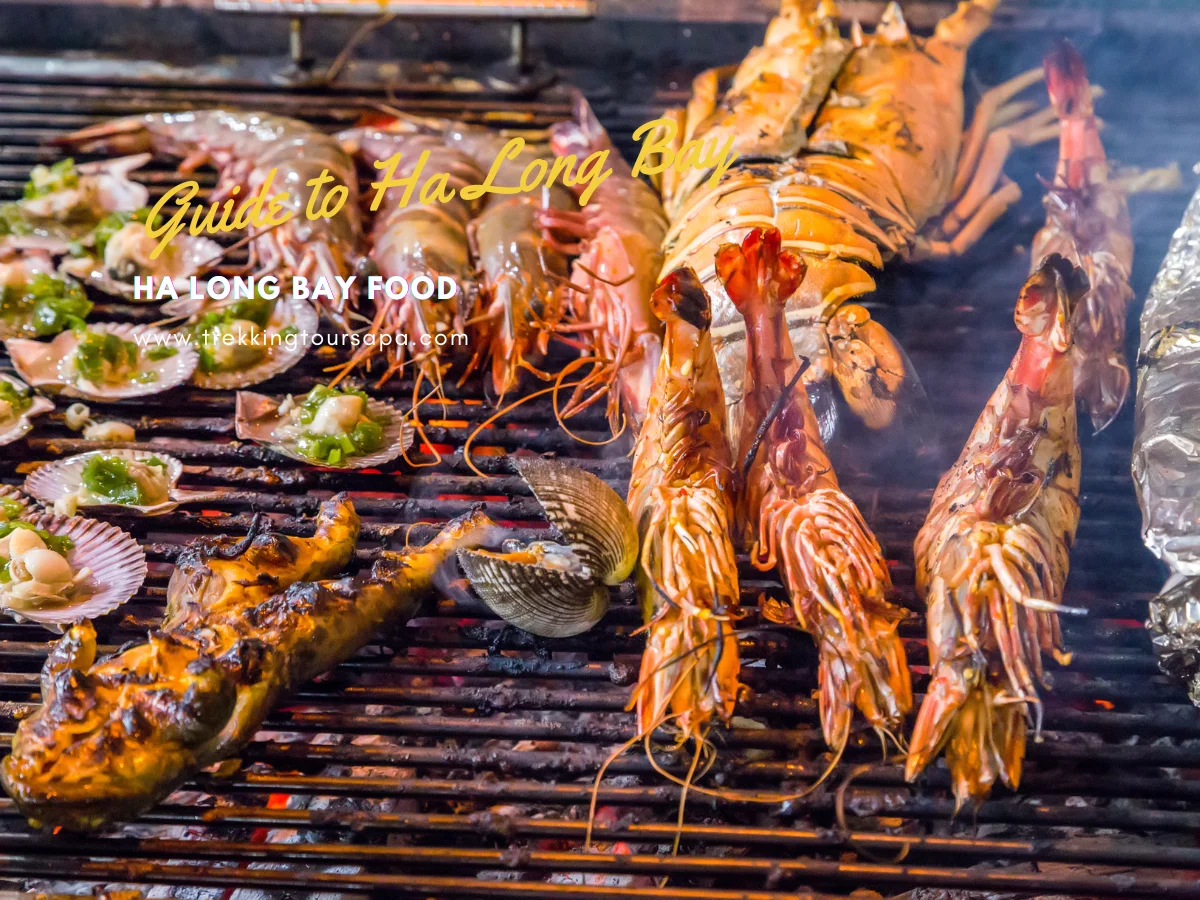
[741,358,810,479]
[461,380,587,478]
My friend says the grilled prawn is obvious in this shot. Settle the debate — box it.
[416,117,579,400]
[627,267,741,745]
[905,256,1088,808]
[1031,40,1134,433]
[333,126,485,392]
[537,94,669,431]
[720,227,911,752]
[59,110,363,327]
[3,496,498,831]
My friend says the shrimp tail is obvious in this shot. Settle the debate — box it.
[1043,38,1091,121]
[714,225,807,318]
[550,91,608,158]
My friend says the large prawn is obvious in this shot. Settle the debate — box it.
[719,226,911,753]
[332,125,485,396]
[662,0,1065,437]
[905,255,1088,808]
[401,117,579,401]
[537,94,669,432]
[60,110,363,327]
[626,266,741,752]
[1031,40,1134,434]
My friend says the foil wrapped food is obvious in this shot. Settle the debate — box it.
[1133,172,1200,701]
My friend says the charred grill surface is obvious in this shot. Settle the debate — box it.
[0,48,1191,900]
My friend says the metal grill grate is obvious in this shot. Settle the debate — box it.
[0,58,1194,900]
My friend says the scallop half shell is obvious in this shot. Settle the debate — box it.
[0,373,53,447]
[235,390,413,470]
[7,322,198,401]
[0,484,37,522]
[24,449,213,517]
[191,297,319,390]
[458,459,638,638]
[2,513,147,630]
[58,233,222,302]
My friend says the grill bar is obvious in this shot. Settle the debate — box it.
[0,27,1193,900]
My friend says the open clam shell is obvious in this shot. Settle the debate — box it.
[235,390,413,470]
[23,449,212,517]
[7,322,198,401]
[0,374,53,447]
[458,459,638,638]
[191,297,319,390]
[58,233,222,303]
[512,457,638,585]
[2,513,147,630]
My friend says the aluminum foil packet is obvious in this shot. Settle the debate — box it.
[1134,171,1200,696]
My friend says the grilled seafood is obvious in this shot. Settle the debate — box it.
[332,126,485,393]
[381,115,578,400]
[663,0,851,220]
[1031,40,1134,434]
[2,496,499,831]
[458,457,637,638]
[59,111,363,327]
[663,0,1061,436]
[537,94,669,430]
[905,256,1088,808]
[627,266,741,745]
[720,227,910,752]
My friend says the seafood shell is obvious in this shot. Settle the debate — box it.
[458,458,638,638]
[58,233,222,303]
[2,513,146,630]
[0,484,37,522]
[24,449,211,517]
[0,374,53,447]
[191,297,319,390]
[235,390,413,470]
[7,322,198,401]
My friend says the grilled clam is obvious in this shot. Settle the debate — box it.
[0,513,146,630]
[458,457,637,637]
[24,449,214,517]
[235,384,413,470]
[7,322,197,401]
[0,373,52,447]
[185,295,318,390]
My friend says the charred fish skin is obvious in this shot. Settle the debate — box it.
[1,502,497,832]
[1135,178,1200,699]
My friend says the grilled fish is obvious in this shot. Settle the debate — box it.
[2,494,497,831]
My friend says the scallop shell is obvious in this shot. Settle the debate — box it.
[7,322,198,401]
[191,297,319,390]
[457,459,639,638]
[0,373,53,447]
[235,390,413,470]
[2,513,147,631]
[23,449,215,517]
[58,233,222,303]
[0,484,38,522]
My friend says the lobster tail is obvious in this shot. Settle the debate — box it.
[715,227,807,318]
